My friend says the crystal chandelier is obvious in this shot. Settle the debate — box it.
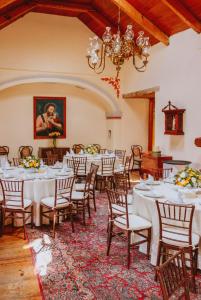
[86,8,151,80]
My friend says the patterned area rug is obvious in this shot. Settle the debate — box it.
[26,193,201,300]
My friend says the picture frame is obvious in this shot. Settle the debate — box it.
[33,96,66,139]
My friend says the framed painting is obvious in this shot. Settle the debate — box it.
[33,96,66,139]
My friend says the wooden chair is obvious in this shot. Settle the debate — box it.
[93,144,101,153]
[156,248,191,300]
[71,172,92,225]
[0,146,9,156]
[131,145,143,174]
[72,156,87,180]
[13,158,22,167]
[76,163,99,211]
[115,155,133,188]
[106,189,152,268]
[0,146,10,166]
[19,146,33,158]
[40,176,75,237]
[142,168,173,180]
[155,200,199,290]
[115,149,126,165]
[0,179,33,239]
[96,157,116,192]
[100,149,106,154]
[72,144,85,154]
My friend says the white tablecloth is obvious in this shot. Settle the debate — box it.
[63,154,121,172]
[133,182,201,269]
[0,165,73,226]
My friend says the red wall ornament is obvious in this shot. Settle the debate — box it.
[162,101,185,135]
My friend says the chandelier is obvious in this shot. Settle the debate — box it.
[86,8,151,85]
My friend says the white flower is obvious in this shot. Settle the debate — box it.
[180,172,186,179]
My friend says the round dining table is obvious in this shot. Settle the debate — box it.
[132,180,201,269]
[0,164,73,226]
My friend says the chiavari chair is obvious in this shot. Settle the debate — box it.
[72,156,87,180]
[131,145,143,174]
[97,157,116,192]
[156,248,191,300]
[115,149,126,165]
[114,154,133,188]
[76,163,99,211]
[106,189,152,268]
[100,149,106,154]
[40,176,75,237]
[0,179,33,239]
[71,172,92,225]
[0,146,10,166]
[72,144,85,154]
[19,146,33,158]
[155,200,199,291]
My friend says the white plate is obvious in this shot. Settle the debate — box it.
[135,184,150,191]
[143,192,164,198]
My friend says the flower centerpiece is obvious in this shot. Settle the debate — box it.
[21,156,40,170]
[84,144,98,155]
[49,131,61,148]
[174,167,201,188]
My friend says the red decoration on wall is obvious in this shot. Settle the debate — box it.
[101,76,120,98]
[162,101,185,135]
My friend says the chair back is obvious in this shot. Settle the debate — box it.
[106,189,129,227]
[100,149,106,154]
[54,176,74,208]
[72,156,87,176]
[90,163,99,187]
[124,155,132,172]
[156,200,195,246]
[131,145,143,157]
[101,157,115,176]
[13,158,22,167]
[0,179,24,209]
[83,172,93,197]
[0,146,9,156]
[72,144,85,154]
[114,172,129,193]
[65,158,79,176]
[93,144,101,153]
[115,149,126,164]
[19,146,33,158]
[156,248,190,300]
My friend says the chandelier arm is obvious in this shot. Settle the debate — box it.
[95,43,105,70]
[133,54,147,72]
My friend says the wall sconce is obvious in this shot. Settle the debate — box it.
[108,129,112,138]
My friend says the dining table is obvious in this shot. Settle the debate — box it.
[0,163,74,226]
[132,179,201,269]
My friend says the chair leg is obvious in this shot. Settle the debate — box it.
[189,248,196,293]
[128,172,131,189]
[69,205,74,233]
[23,212,26,240]
[155,241,162,281]
[127,231,131,269]
[147,228,151,259]
[31,206,33,229]
[2,208,5,236]
[194,247,198,276]
[52,211,56,238]
[40,205,43,228]
[107,221,113,256]
[87,198,91,218]
[92,189,96,211]
[82,203,86,226]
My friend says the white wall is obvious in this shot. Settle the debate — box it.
[122,29,201,166]
[0,12,149,158]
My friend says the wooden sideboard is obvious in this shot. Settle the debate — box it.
[141,152,173,171]
[38,147,70,161]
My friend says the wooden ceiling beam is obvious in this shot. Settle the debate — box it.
[122,86,160,99]
[0,2,36,30]
[0,0,20,11]
[86,11,116,32]
[34,1,95,14]
[161,0,201,33]
[110,0,169,45]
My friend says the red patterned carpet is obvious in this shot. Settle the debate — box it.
[26,193,201,300]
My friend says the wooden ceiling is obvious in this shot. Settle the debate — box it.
[0,0,201,46]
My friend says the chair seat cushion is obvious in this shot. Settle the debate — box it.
[162,227,200,247]
[71,191,88,201]
[114,214,152,231]
[75,183,93,191]
[5,198,32,209]
[41,196,70,209]
[112,204,133,215]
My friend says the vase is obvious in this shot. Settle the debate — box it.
[53,138,57,148]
